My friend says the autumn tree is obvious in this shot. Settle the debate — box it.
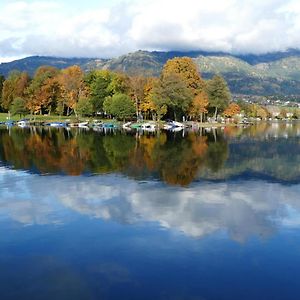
[257,106,269,119]
[129,75,147,118]
[108,72,131,95]
[140,78,157,120]
[206,75,231,120]
[223,103,241,118]
[0,75,4,112]
[26,66,60,115]
[292,108,300,119]
[249,104,269,119]
[162,57,204,95]
[1,71,30,111]
[57,65,86,116]
[189,90,209,122]
[279,108,287,119]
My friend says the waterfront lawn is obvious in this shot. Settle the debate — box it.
[0,113,89,123]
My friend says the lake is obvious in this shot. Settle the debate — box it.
[0,122,300,300]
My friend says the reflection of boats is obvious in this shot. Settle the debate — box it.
[93,126,103,132]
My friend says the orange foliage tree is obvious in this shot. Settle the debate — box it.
[57,66,86,116]
[189,90,209,122]
[224,103,241,118]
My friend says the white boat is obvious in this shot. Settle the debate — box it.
[171,127,183,132]
[141,123,156,131]
[163,124,173,130]
[78,122,89,128]
[92,120,103,127]
[172,121,185,128]
[17,120,29,127]
[122,122,132,129]
[163,121,185,130]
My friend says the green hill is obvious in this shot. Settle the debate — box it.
[1,50,300,96]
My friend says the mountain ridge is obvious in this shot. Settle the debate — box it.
[1,49,300,96]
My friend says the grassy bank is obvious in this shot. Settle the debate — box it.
[0,113,82,123]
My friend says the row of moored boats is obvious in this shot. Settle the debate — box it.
[0,119,187,131]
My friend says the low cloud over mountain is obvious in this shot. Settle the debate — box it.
[1,0,300,62]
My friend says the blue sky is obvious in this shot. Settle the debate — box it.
[0,0,300,63]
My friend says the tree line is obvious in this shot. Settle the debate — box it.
[0,57,293,121]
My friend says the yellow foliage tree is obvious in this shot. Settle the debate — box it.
[161,57,204,95]
[140,78,157,119]
[57,65,85,116]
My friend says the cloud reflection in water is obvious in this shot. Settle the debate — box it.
[0,167,299,242]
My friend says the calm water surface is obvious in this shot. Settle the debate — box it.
[0,122,300,300]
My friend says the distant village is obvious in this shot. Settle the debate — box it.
[233,94,300,108]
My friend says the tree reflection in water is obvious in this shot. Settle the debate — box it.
[0,121,299,185]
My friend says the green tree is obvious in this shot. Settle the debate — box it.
[108,73,131,95]
[85,70,113,113]
[157,72,193,120]
[10,97,28,118]
[206,75,231,120]
[103,93,135,120]
[75,97,93,117]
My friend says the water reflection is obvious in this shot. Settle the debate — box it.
[0,121,300,185]
[1,167,300,242]
[0,122,300,241]
[1,122,300,299]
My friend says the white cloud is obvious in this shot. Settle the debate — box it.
[0,0,300,62]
